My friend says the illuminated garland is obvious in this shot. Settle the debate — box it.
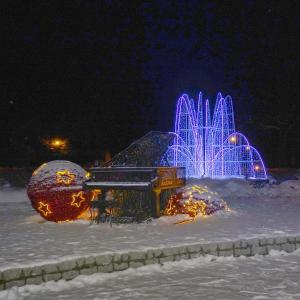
[165,185,229,220]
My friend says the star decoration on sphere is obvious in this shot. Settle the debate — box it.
[56,170,75,185]
[38,202,52,216]
[71,191,86,208]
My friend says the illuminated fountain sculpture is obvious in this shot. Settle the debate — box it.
[166,92,267,179]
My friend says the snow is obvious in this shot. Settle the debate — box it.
[0,179,300,271]
[0,189,26,203]
[1,249,300,300]
[29,161,87,185]
[85,181,151,188]
[27,160,88,197]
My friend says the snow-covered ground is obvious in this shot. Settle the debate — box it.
[0,179,300,271]
[2,249,300,300]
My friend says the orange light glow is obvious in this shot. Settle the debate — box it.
[51,139,65,148]
[38,202,52,216]
[56,170,75,185]
[43,137,69,154]
[254,165,260,171]
[77,209,91,221]
[165,185,229,223]
[230,136,236,143]
[165,195,209,219]
[71,191,86,208]
[91,189,101,201]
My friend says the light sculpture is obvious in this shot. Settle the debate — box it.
[27,160,94,222]
[166,92,267,179]
[165,185,229,222]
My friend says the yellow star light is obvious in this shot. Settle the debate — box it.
[56,170,75,185]
[38,202,52,216]
[71,191,86,208]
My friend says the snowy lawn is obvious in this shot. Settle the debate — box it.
[0,179,300,271]
[2,249,300,300]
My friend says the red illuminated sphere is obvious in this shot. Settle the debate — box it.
[27,160,93,222]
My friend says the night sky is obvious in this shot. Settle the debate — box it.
[2,1,299,167]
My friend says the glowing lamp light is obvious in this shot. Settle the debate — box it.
[51,138,65,148]
[54,140,61,146]
[254,165,260,171]
[43,138,69,154]
[230,136,236,143]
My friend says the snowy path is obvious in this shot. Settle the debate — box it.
[0,179,300,271]
[2,250,300,300]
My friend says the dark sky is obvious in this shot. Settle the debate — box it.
[1,1,299,167]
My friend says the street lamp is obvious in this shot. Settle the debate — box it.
[44,137,69,154]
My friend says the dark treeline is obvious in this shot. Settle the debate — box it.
[1,1,299,168]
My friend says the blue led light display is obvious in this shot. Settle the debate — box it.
[166,92,267,179]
